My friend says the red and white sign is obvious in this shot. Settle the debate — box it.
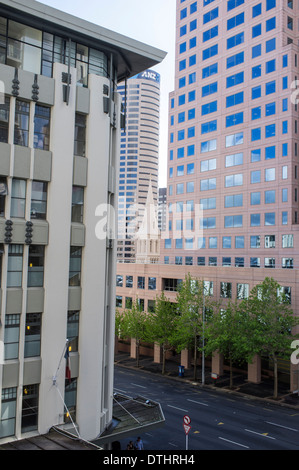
[183,415,191,435]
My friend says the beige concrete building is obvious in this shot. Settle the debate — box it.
[0,0,166,444]
[116,0,299,392]
[117,70,161,263]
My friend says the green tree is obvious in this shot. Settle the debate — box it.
[204,300,251,388]
[243,277,299,399]
[121,299,148,367]
[146,292,177,375]
[175,274,215,381]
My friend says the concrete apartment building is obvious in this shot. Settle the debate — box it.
[116,0,299,391]
[117,70,161,263]
[0,0,165,444]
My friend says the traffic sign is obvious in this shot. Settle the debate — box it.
[183,415,191,425]
[183,424,191,435]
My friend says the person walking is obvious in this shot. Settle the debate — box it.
[134,437,144,450]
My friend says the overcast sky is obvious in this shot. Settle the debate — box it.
[40,0,176,187]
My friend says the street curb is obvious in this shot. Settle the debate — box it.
[114,360,299,411]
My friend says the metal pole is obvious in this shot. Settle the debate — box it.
[202,282,205,385]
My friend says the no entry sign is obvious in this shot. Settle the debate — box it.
[183,415,191,435]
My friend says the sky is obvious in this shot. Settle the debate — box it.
[39,0,176,187]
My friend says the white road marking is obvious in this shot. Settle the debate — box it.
[266,421,298,432]
[167,404,189,412]
[130,383,147,389]
[245,428,275,439]
[219,437,249,449]
[187,399,209,407]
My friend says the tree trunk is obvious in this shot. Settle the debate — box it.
[229,355,233,389]
[273,355,278,399]
[136,340,140,367]
[162,345,166,375]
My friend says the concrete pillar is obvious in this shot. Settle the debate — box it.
[154,343,161,363]
[180,349,191,369]
[130,338,137,359]
[247,355,261,384]
[212,351,223,376]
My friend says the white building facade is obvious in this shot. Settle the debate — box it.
[0,0,165,443]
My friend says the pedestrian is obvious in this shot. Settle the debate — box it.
[134,437,144,450]
[127,441,134,450]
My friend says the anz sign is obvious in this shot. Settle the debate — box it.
[135,70,160,83]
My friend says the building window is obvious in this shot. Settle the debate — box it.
[7,244,23,287]
[21,384,39,432]
[265,235,275,248]
[69,246,82,286]
[163,278,182,292]
[34,105,50,150]
[4,314,20,359]
[237,283,249,299]
[67,311,79,352]
[0,387,17,438]
[28,245,44,287]
[282,258,293,269]
[126,275,133,288]
[250,257,260,268]
[72,186,84,223]
[0,177,8,217]
[74,114,86,157]
[11,179,26,218]
[0,96,10,143]
[282,234,293,248]
[116,296,122,308]
[265,257,275,268]
[31,181,47,220]
[220,282,232,298]
[148,277,156,290]
[137,276,145,289]
[24,313,41,357]
[14,100,30,147]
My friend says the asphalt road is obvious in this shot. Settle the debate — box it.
[114,365,299,451]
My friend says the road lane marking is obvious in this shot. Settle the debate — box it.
[167,404,189,412]
[266,421,298,432]
[245,429,275,440]
[218,437,249,449]
[187,399,209,407]
[130,383,147,389]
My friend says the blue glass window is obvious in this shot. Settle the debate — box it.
[227,0,244,11]
[178,112,185,123]
[265,146,275,159]
[180,42,187,54]
[252,3,262,17]
[189,54,196,66]
[266,17,276,32]
[266,38,276,53]
[250,213,261,226]
[226,71,244,88]
[178,94,185,106]
[282,98,288,112]
[282,121,288,134]
[201,119,217,134]
[189,72,196,84]
[266,0,276,10]
[202,81,218,97]
[252,65,261,78]
[227,32,244,49]
[190,2,197,14]
[265,124,275,137]
[179,77,186,88]
[202,63,218,79]
[188,126,195,138]
[251,107,261,120]
[180,8,187,19]
[188,90,196,102]
[265,212,275,225]
[265,102,276,116]
[177,147,185,158]
[190,19,197,31]
[188,108,195,120]
[202,101,217,115]
[252,24,261,38]
[251,149,261,162]
[252,44,261,58]
[283,54,288,67]
[190,37,197,48]
[203,26,218,42]
[265,80,276,95]
[203,7,219,23]
[226,91,244,107]
[251,128,261,141]
[252,85,261,99]
[180,25,187,37]
[227,51,244,68]
[203,44,218,60]
[178,130,185,141]
[266,59,276,74]
[179,59,186,71]
[227,12,244,30]
[251,170,261,183]
[226,112,243,127]
[251,192,261,205]
[265,190,276,204]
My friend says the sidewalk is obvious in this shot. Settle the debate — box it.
[114,351,299,409]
